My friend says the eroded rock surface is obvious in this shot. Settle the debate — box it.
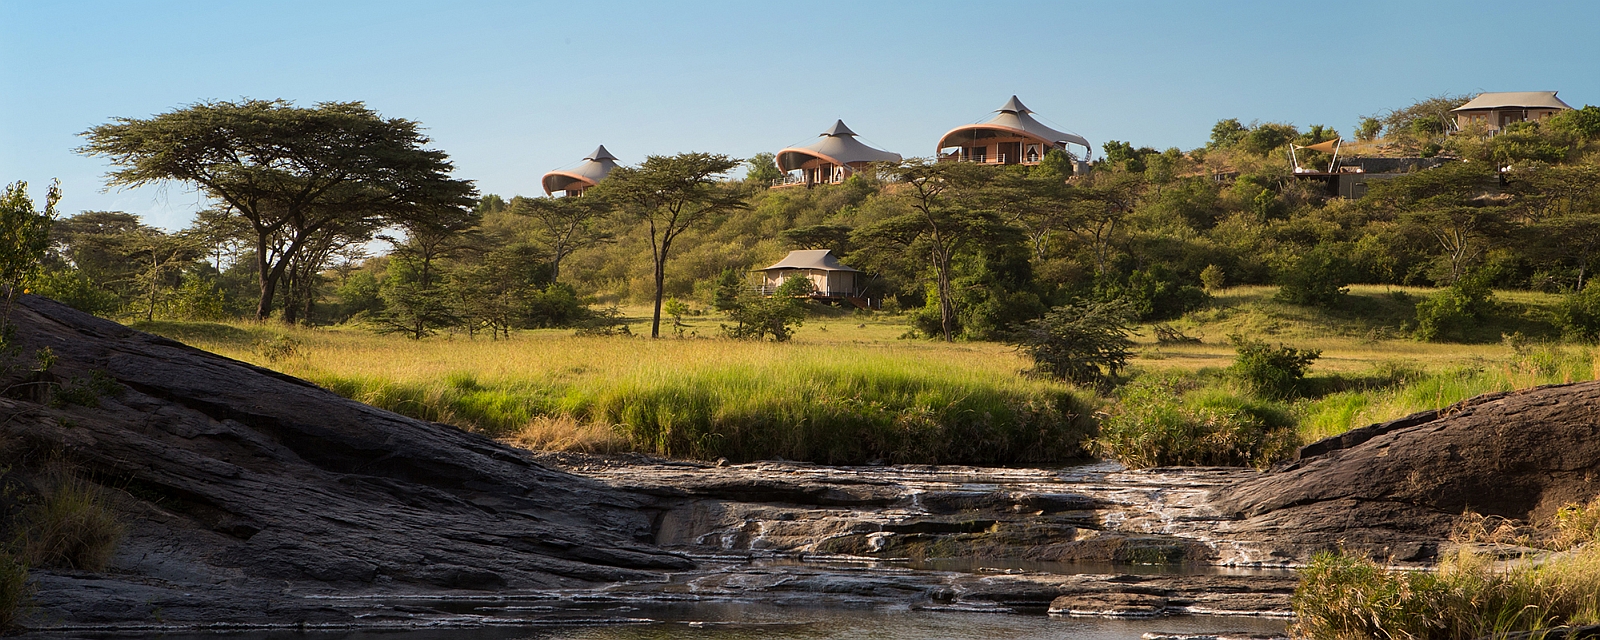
[1216,381,1600,560]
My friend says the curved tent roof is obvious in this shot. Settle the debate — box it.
[757,249,860,272]
[541,145,619,195]
[776,120,902,171]
[1452,91,1573,112]
[937,96,1091,154]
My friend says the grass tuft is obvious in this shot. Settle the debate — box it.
[21,473,123,571]
[0,551,28,631]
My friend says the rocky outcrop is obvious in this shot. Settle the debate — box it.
[1216,381,1600,559]
[0,296,690,629]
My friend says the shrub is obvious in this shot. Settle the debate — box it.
[1549,496,1600,550]
[1274,247,1351,308]
[0,551,28,631]
[1008,300,1136,388]
[1199,264,1226,292]
[1094,378,1298,468]
[1228,335,1320,398]
[1293,547,1600,639]
[1554,280,1600,343]
[21,474,124,571]
[1414,273,1496,342]
[723,275,811,341]
[1101,265,1209,321]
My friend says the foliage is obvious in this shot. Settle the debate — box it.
[1094,377,1298,468]
[1228,335,1320,398]
[79,99,476,321]
[1199,264,1226,292]
[1549,496,1600,550]
[0,550,27,632]
[723,273,812,341]
[1555,280,1600,342]
[1274,245,1351,308]
[1414,271,1496,342]
[1008,299,1136,387]
[1100,265,1209,321]
[1355,117,1383,141]
[589,152,745,338]
[0,180,59,318]
[1292,547,1600,640]
[744,152,783,185]
[20,474,124,572]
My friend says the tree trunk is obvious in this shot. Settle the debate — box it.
[651,258,666,339]
[255,234,276,321]
[934,247,954,342]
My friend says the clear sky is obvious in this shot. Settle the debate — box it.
[4,0,1597,230]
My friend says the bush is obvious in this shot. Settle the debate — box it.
[1274,247,1351,308]
[1414,272,1496,342]
[1228,335,1320,398]
[522,283,589,328]
[723,275,811,341]
[1554,280,1600,342]
[1101,265,1209,321]
[1199,264,1226,292]
[1549,496,1600,550]
[0,551,28,631]
[21,474,124,571]
[1293,547,1600,640]
[1007,300,1136,388]
[1094,378,1298,468]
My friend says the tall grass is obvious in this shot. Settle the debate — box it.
[1293,546,1600,639]
[0,551,27,631]
[313,359,1095,464]
[21,474,123,571]
[1094,374,1298,468]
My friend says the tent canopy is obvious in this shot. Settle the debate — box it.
[541,145,620,195]
[776,120,902,171]
[757,249,860,272]
[937,96,1091,153]
[1452,91,1573,112]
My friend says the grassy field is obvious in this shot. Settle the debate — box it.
[132,284,1596,465]
[135,311,1094,465]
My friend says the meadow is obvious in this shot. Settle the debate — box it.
[134,284,1598,466]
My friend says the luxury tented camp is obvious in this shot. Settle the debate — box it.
[774,120,903,188]
[756,250,867,306]
[1451,91,1574,133]
[937,96,1092,166]
[541,145,619,196]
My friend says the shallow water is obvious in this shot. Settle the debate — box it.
[128,604,1289,640]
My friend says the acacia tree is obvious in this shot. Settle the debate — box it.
[80,99,476,322]
[1367,162,1506,283]
[510,194,611,284]
[590,153,745,338]
[853,159,1013,341]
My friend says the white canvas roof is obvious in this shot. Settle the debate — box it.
[541,145,620,195]
[757,249,860,272]
[1452,91,1574,112]
[776,120,902,171]
[937,96,1091,152]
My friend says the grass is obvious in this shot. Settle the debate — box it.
[129,285,1596,466]
[0,551,26,631]
[20,472,123,572]
[133,313,1095,465]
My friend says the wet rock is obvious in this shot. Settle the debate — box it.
[1050,592,1169,617]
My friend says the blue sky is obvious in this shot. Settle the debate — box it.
[3,0,1597,230]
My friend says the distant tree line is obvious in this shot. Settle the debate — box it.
[34,97,1600,349]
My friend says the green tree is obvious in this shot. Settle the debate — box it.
[0,180,59,320]
[510,194,611,284]
[1367,162,1507,284]
[1008,299,1136,388]
[79,99,476,321]
[590,152,745,338]
[1208,118,1249,149]
[1274,245,1352,308]
[745,152,783,185]
[723,274,812,341]
[853,159,1014,341]
[1356,117,1383,141]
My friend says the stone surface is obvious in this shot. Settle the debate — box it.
[1215,382,1600,559]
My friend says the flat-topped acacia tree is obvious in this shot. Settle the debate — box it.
[79,99,476,322]
[588,153,745,338]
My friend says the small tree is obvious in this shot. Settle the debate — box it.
[744,152,783,185]
[1008,300,1137,388]
[1,180,60,321]
[1275,246,1352,309]
[1228,335,1320,398]
[723,275,812,341]
[1413,270,1496,342]
[1554,281,1600,343]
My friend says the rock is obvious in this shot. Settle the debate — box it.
[1050,592,1169,617]
[0,296,690,629]
[1216,382,1600,560]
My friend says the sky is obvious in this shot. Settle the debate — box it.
[3,0,1598,230]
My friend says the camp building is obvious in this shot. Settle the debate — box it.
[774,120,902,187]
[1452,92,1574,133]
[755,250,866,306]
[937,96,1092,166]
[541,145,619,196]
